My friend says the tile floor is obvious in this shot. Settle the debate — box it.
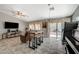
[0,37,65,54]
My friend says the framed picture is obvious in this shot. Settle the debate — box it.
[42,22,47,28]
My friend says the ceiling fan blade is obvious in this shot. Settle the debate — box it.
[21,15,29,17]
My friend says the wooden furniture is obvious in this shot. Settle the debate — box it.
[28,31,43,50]
[2,31,20,39]
[20,35,27,43]
[20,30,43,50]
[20,31,29,43]
[0,34,2,39]
[20,31,34,43]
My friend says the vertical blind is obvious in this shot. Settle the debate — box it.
[29,23,41,30]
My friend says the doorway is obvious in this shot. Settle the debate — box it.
[49,22,62,39]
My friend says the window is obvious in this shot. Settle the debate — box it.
[29,24,35,30]
[29,23,41,30]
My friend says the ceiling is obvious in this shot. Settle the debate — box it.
[0,4,78,22]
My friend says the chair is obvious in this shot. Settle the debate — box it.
[20,31,30,43]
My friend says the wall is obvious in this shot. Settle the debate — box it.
[72,6,79,30]
[72,6,79,41]
[28,17,71,37]
[0,12,27,34]
[72,6,79,21]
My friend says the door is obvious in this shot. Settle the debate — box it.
[49,23,56,37]
[49,22,62,39]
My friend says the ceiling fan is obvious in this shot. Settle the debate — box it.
[16,10,27,17]
[10,10,29,18]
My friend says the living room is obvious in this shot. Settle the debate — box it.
[0,4,79,54]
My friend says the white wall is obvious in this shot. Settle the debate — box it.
[72,6,79,30]
[72,6,79,21]
[0,12,27,34]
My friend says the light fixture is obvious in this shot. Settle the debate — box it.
[16,10,26,17]
[15,10,29,18]
[48,4,54,11]
[48,4,55,19]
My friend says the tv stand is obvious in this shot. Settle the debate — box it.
[2,31,20,39]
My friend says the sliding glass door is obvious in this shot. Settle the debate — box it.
[49,22,62,39]
[49,23,57,37]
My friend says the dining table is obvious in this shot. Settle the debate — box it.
[28,30,43,50]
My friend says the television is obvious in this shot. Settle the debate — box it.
[4,22,19,29]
